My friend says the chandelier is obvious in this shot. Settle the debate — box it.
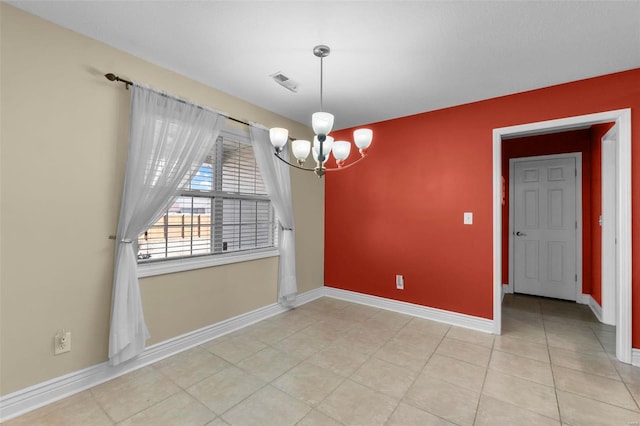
[269,45,373,177]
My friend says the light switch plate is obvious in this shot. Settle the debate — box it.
[464,212,473,225]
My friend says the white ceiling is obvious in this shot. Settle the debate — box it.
[9,1,640,130]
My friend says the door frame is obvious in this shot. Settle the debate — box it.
[492,108,632,364]
[508,153,582,302]
[601,130,617,326]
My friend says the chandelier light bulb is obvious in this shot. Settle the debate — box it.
[292,139,311,163]
[269,127,289,151]
[312,112,334,135]
[353,128,373,151]
[332,141,351,161]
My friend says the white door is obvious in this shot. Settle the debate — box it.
[513,156,578,300]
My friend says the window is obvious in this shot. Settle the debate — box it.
[137,130,277,270]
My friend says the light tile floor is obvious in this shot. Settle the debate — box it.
[6,294,640,425]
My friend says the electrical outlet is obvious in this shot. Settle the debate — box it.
[396,274,404,290]
[54,330,71,355]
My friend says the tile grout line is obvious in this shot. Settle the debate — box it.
[389,324,456,425]
[89,365,185,424]
[471,331,496,426]
[279,302,353,425]
[588,322,640,413]
[544,311,640,414]
[373,317,438,424]
[149,356,226,423]
[339,311,410,424]
[186,308,320,423]
[302,305,397,424]
[492,297,566,423]
[257,302,387,424]
[541,299,564,425]
[87,387,118,425]
[213,325,311,423]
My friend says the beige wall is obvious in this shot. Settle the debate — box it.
[0,4,323,396]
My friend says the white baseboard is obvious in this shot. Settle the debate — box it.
[632,349,640,368]
[588,296,603,322]
[581,294,604,322]
[324,287,494,334]
[0,287,324,422]
[501,284,512,302]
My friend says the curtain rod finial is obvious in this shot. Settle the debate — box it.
[105,73,132,89]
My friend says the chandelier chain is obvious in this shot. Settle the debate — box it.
[320,56,324,112]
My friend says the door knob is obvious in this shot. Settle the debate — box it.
[516,231,527,237]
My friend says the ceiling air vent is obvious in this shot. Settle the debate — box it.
[270,71,298,93]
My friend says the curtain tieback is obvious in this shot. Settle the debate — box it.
[281,226,294,231]
[120,239,133,244]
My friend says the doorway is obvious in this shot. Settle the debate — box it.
[492,109,632,364]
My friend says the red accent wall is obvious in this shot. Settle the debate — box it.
[325,68,640,344]
[501,129,593,296]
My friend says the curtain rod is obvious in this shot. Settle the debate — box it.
[104,73,251,128]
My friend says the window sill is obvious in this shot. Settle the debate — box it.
[137,248,280,278]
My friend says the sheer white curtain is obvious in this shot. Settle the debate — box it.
[110,84,226,365]
[250,125,297,306]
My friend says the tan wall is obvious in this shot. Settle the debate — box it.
[0,4,324,396]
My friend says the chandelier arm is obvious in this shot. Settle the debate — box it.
[273,152,318,173]
[324,152,369,172]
